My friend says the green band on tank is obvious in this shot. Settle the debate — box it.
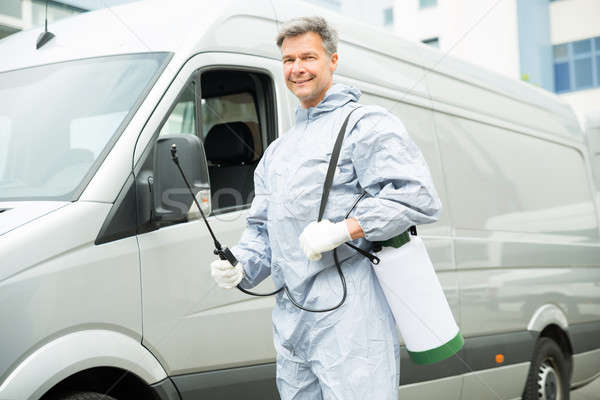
[407,332,465,365]
[378,230,411,249]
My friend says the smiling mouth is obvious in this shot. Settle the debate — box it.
[291,77,314,85]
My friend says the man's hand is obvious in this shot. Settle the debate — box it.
[299,219,352,261]
[211,259,244,289]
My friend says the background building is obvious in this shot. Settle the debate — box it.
[0,0,138,40]
[392,0,600,122]
[305,0,395,28]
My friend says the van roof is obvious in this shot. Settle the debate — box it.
[0,0,580,139]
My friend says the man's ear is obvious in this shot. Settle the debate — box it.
[329,53,339,72]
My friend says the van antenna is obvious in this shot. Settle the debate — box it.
[36,0,55,49]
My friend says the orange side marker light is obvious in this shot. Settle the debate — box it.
[495,354,505,364]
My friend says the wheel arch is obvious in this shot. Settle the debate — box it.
[40,366,158,400]
[526,304,574,381]
[527,303,569,333]
[0,330,168,400]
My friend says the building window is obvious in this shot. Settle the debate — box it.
[383,7,393,26]
[419,0,437,9]
[0,0,21,18]
[553,36,600,93]
[31,0,85,27]
[422,37,439,48]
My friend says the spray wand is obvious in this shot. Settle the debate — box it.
[170,144,281,296]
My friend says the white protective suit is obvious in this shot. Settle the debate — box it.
[231,83,442,399]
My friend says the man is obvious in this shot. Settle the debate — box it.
[210,16,442,399]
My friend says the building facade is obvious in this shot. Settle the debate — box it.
[392,0,600,122]
[0,0,140,41]
[0,0,85,40]
[306,0,395,28]
[549,0,600,122]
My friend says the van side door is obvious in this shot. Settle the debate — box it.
[134,52,291,398]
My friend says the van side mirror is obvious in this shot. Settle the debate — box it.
[151,134,211,226]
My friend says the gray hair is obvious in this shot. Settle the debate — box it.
[276,16,338,56]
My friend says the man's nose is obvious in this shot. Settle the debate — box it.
[291,58,305,73]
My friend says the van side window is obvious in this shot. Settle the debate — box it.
[201,92,262,163]
[159,82,196,136]
[200,69,274,212]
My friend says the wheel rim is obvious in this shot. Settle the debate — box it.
[537,358,563,400]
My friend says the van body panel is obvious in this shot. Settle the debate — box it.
[0,202,110,281]
[428,83,600,355]
[572,349,600,386]
[139,211,277,375]
[137,53,286,376]
[584,113,600,212]
[418,44,580,142]
[433,112,598,239]
[0,330,166,400]
[171,363,277,400]
[424,67,579,140]
[0,201,68,236]
[458,265,600,337]
[164,330,540,397]
[570,321,600,354]
[335,40,429,100]
[397,375,462,400]
[461,362,530,400]
[0,202,142,385]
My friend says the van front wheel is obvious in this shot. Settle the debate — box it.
[523,337,570,400]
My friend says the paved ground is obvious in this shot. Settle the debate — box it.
[572,377,600,400]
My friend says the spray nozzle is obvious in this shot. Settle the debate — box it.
[170,144,178,162]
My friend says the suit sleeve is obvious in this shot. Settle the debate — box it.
[348,107,442,242]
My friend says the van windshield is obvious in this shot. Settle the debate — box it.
[0,52,168,201]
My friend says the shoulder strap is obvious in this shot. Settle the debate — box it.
[318,106,361,222]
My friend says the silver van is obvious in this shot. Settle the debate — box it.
[1,1,598,399]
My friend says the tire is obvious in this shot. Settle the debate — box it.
[53,392,118,400]
[523,337,570,400]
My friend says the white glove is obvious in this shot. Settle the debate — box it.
[299,219,352,261]
[211,259,244,289]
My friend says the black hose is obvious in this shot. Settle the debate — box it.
[270,191,371,313]
[170,144,373,312]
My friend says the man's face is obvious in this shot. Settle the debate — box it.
[281,32,338,108]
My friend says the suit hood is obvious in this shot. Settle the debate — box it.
[295,83,361,122]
